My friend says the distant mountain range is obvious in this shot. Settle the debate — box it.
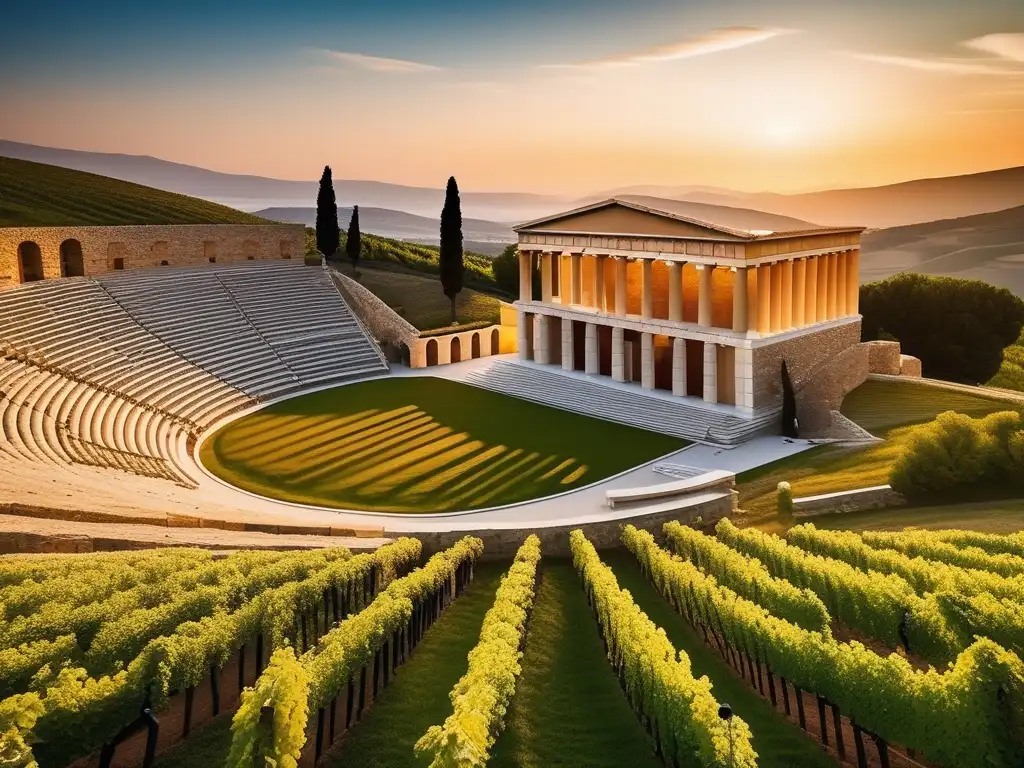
[861,204,1024,298]
[4,139,1024,229]
[256,206,516,254]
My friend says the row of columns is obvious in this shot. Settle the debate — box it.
[519,312,753,408]
[520,249,860,336]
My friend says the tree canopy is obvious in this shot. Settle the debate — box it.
[860,273,1024,384]
[315,166,340,258]
[439,176,464,323]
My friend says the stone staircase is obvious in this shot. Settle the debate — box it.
[464,360,778,445]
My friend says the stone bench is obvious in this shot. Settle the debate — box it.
[606,468,735,508]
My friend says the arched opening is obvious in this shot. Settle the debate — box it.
[426,339,438,367]
[491,328,500,356]
[17,242,43,283]
[399,343,411,366]
[451,336,462,364]
[59,239,84,277]
[243,240,258,260]
[107,242,127,271]
[160,260,169,266]
[471,333,481,359]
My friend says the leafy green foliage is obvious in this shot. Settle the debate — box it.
[859,529,1024,577]
[0,156,268,227]
[572,530,757,768]
[626,523,1024,768]
[860,273,1024,384]
[415,536,541,767]
[663,521,829,633]
[988,329,1024,392]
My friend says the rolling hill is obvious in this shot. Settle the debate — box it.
[0,140,568,222]
[861,204,1024,297]
[0,156,268,226]
[260,206,515,253]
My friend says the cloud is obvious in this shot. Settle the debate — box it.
[844,50,1022,76]
[546,26,793,71]
[324,50,443,74]
[963,33,1024,63]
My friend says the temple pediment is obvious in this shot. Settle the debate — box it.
[517,201,748,241]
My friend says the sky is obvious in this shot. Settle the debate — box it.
[2,0,1024,195]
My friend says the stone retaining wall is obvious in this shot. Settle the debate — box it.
[793,485,905,517]
[327,268,420,346]
[1,224,305,290]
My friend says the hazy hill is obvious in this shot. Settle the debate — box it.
[0,157,268,226]
[0,140,568,222]
[861,204,1024,297]
[259,206,515,248]
[745,167,1024,229]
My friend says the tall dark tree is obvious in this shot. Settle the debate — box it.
[438,176,464,323]
[781,360,799,438]
[345,206,361,274]
[315,166,340,259]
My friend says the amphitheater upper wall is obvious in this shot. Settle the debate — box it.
[0,224,306,291]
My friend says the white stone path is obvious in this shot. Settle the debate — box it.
[190,355,814,534]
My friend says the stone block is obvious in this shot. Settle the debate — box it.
[865,340,902,375]
[900,354,922,378]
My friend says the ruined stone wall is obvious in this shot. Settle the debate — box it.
[864,340,902,375]
[751,320,862,410]
[327,268,420,346]
[0,224,306,290]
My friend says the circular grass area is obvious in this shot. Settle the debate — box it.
[199,377,687,513]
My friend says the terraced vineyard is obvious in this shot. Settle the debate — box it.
[3,521,1024,768]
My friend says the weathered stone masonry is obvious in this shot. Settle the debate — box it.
[0,224,306,291]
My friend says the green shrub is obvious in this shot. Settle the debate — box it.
[890,410,1024,499]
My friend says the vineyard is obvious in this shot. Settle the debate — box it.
[2,522,1024,768]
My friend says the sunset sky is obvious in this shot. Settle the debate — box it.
[2,0,1024,194]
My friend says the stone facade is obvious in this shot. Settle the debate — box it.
[411,323,517,368]
[793,485,905,517]
[900,354,923,378]
[751,319,863,410]
[0,224,306,290]
[414,489,736,558]
[864,340,902,375]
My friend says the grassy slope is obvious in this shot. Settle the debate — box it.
[736,379,1018,531]
[347,266,502,332]
[200,377,686,514]
[490,563,662,768]
[603,550,838,768]
[812,498,1024,534]
[0,156,267,226]
[989,329,1024,392]
[325,562,506,768]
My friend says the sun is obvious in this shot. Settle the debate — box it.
[760,118,810,147]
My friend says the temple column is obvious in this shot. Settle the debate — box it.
[585,323,598,374]
[518,312,530,360]
[769,262,783,332]
[781,260,794,329]
[805,256,818,324]
[793,258,806,327]
[826,253,838,319]
[642,259,654,319]
[641,333,654,390]
[747,266,759,332]
[561,319,573,371]
[615,257,627,317]
[703,342,718,404]
[570,254,582,305]
[518,251,531,302]
[697,264,714,327]
[611,327,625,382]
[732,267,749,332]
[836,251,848,316]
[672,337,687,396]
[756,264,771,334]
[592,256,606,311]
[668,262,683,321]
[540,253,552,302]
[533,314,549,365]
[847,249,860,313]
[734,347,754,413]
[816,255,829,322]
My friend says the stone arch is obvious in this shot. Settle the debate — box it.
[280,240,292,259]
[243,240,258,260]
[399,343,411,366]
[426,338,438,367]
[451,336,462,364]
[59,239,84,277]
[491,328,500,356]
[17,242,43,283]
[160,260,169,266]
[151,241,168,267]
[471,332,481,359]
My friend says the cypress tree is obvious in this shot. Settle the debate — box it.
[345,206,361,274]
[781,360,799,438]
[316,166,340,259]
[438,176,464,323]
